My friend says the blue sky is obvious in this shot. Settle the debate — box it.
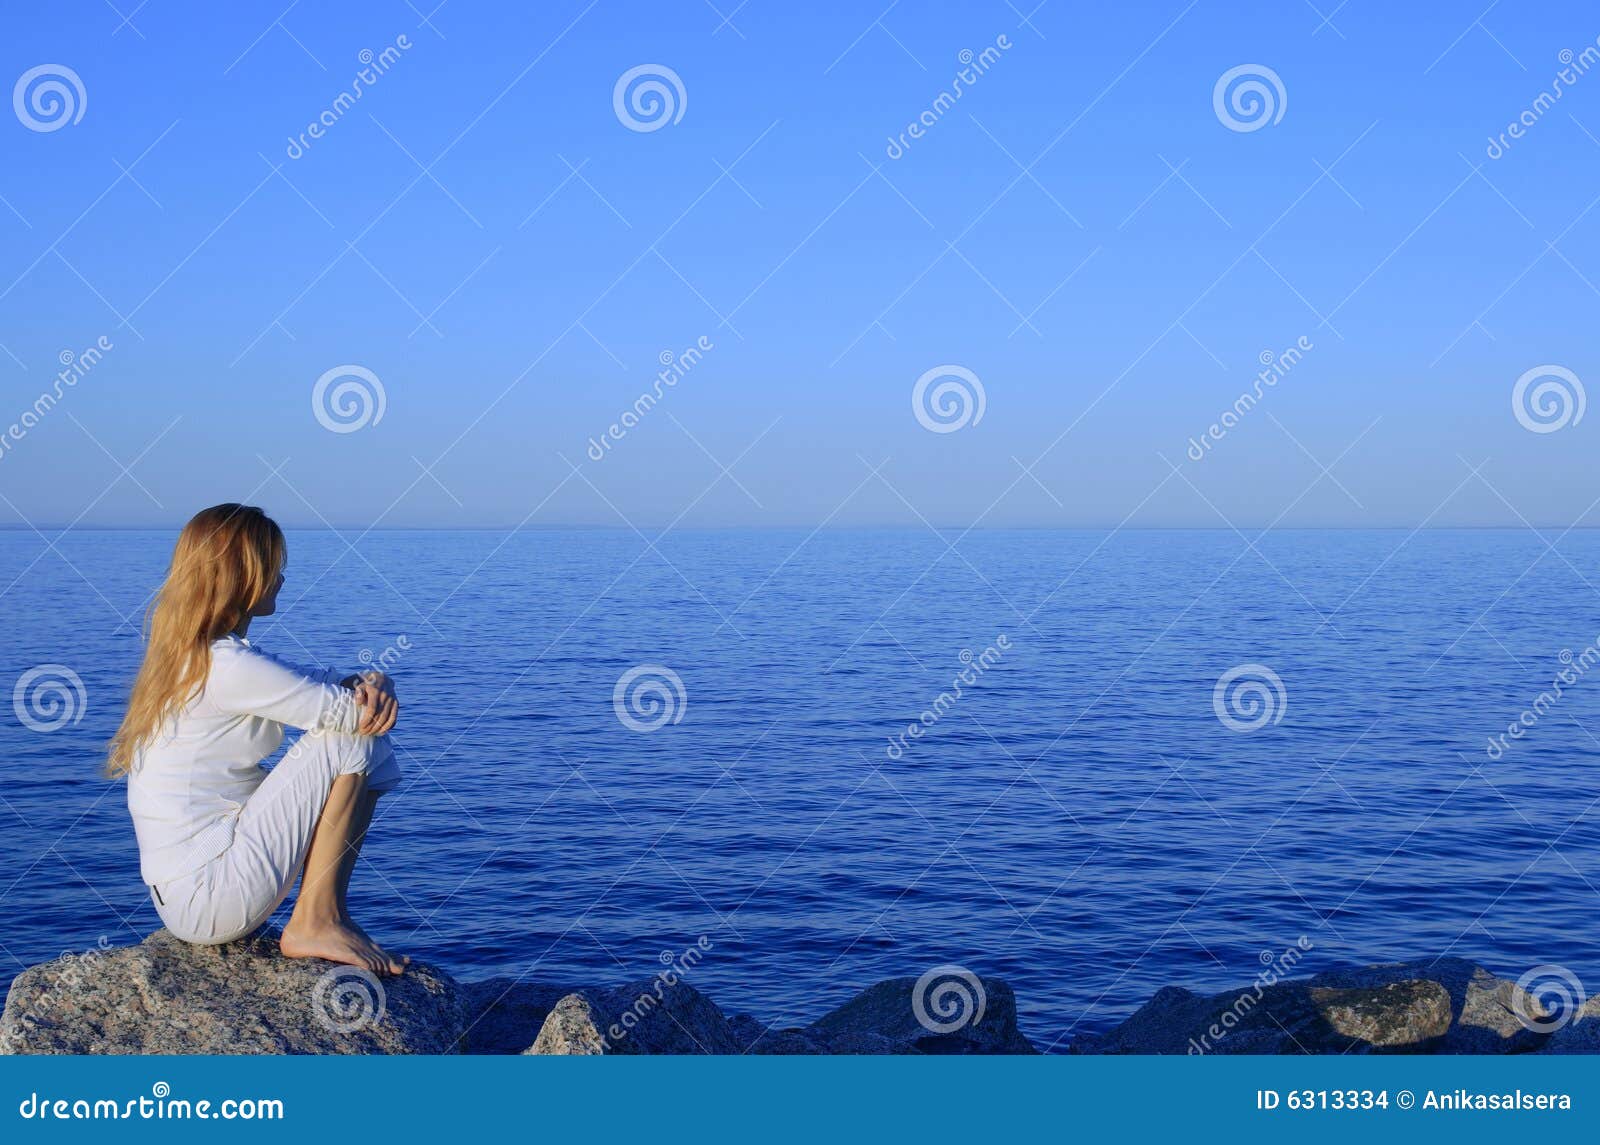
[2,0,1599,528]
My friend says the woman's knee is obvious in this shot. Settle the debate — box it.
[364,735,402,794]
[297,729,398,784]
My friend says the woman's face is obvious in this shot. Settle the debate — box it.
[251,565,285,618]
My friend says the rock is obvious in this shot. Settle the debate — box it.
[1073,958,1551,1055]
[458,978,572,1055]
[1310,981,1452,1046]
[1540,995,1600,1054]
[0,931,1032,1056]
[728,1014,825,1054]
[0,929,461,1055]
[527,993,610,1055]
[799,974,1037,1054]
[28,928,1558,1057]
[1307,958,1547,1054]
[526,979,742,1055]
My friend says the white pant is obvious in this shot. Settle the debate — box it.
[150,730,401,944]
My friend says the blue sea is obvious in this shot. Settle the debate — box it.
[3,528,1599,1052]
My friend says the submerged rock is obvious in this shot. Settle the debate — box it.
[0,929,461,1055]
[1073,958,1550,1055]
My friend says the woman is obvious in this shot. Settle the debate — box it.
[108,503,407,975]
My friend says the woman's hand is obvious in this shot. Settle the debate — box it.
[346,671,399,736]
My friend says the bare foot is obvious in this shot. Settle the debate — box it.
[348,919,410,975]
[281,919,406,975]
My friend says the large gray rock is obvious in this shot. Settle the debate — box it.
[734,974,1036,1054]
[526,979,742,1055]
[0,929,461,1055]
[1073,958,1550,1055]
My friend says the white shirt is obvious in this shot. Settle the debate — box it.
[127,635,359,885]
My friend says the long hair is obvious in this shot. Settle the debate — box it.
[107,504,286,777]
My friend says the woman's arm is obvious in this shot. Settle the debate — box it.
[207,645,363,734]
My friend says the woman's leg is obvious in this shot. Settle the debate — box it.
[279,774,405,974]
[205,729,404,969]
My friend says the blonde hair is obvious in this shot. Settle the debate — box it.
[107,504,286,777]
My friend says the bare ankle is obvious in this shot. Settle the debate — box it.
[284,907,341,933]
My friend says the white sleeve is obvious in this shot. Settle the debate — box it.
[207,646,361,733]
[282,659,350,687]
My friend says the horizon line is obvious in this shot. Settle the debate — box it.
[4,523,1599,534]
